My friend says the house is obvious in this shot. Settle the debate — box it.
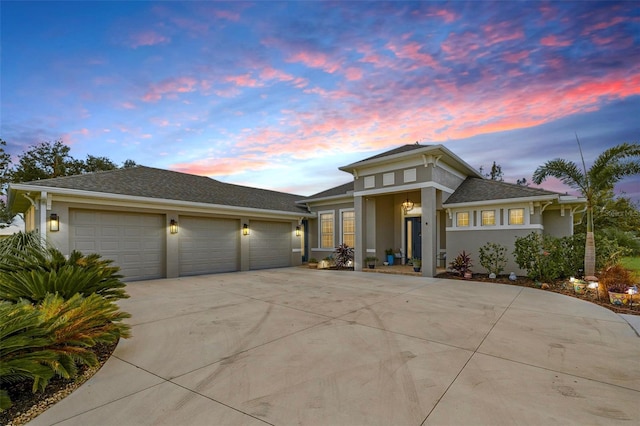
[8,144,585,280]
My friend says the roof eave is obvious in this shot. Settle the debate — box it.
[443,194,561,208]
[297,193,354,204]
[9,184,314,218]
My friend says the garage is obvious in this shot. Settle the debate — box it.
[70,209,165,281]
[179,216,239,276]
[249,221,292,270]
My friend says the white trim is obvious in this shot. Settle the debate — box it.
[447,224,544,232]
[318,210,335,249]
[292,248,302,253]
[354,181,454,197]
[444,194,558,208]
[366,248,376,253]
[12,184,314,219]
[339,208,355,247]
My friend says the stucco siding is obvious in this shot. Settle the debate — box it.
[543,209,574,238]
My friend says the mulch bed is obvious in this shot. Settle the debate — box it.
[436,272,640,316]
[1,341,118,426]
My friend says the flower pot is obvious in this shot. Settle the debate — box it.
[308,263,318,269]
[368,264,375,269]
[413,267,421,273]
[573,282,587,294]
[464,272,472,279]
[383,261,389,266]
[608,291,630,306]
[386,255,394,265]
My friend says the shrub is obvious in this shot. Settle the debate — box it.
[0,242,128,303]
[478,242,507,276]
[599,264,636,293]
[333,243,354,269]
[0,295,130,410]
[449,251,472,276]
[513,232,564,282]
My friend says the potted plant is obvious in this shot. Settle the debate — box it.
[599,264,635,305]
[308,258,318,269]
[410,257,421,272]
[365,256,378,269]
[385,248,395,266]
[449,250,473,278]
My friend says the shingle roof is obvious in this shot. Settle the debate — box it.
[307,181,354,199]
[16,166,309,214]
[444,177,560,205]
[351,143,429,164]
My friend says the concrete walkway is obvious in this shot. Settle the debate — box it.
[30,269,640,425]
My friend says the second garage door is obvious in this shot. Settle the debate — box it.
[249,221,291,270]
[179,216,239,276]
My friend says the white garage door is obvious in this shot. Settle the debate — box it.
[70,210,165,282]
[249,221,291,270]
[179,216,239,276]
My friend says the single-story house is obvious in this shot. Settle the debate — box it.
[8,144,585,280]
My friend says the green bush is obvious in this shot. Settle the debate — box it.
[0,294,131,410]
[478,242,507,276]
[0,233,128,303]
[513,232,565,282]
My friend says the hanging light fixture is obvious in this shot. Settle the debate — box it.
[401,195,414,214]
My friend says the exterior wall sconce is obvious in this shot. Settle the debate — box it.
[169,219,178,234]
[243,223,249,236]
[50,213,60,232]
[401,197,414,214]
[295,226,301,237]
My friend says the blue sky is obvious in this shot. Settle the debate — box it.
[2,1,639,201]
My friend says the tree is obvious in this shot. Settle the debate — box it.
[0,139,13,224]
[83,155,118,173]
[532,140,640,296]
[479,161,504,181]
[122,159,138,168]
[9,140,82,183]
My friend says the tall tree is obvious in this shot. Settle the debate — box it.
[533,140,640,295]
[0,139,13,224]
[479,161,504,181]
[9,140,82,182]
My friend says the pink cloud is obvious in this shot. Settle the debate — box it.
[386,41,440,70]
[225,74,262,88]
[259,67,308,87]
[287,51,340,74]
[481,22,525,46]
[142,76,198,102]
[128,30,170,48]
[540,35,572,47]
[427,9,457,23]
[345,67,363,81]
[502,50,531,64]
[582,16,625,34]
[171,158,270,177]
[120,102,136,109]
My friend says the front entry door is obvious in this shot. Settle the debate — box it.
[405,217,422,262]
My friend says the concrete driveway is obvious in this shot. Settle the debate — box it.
[31,268,640,425]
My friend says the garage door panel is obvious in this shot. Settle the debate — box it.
[179,217,239,276]
[70,210,164,282]
[249,221,291,270]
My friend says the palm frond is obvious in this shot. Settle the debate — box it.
[532,158,588,193]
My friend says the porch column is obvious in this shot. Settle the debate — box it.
[421,186,437,277]
[354,195,364,271]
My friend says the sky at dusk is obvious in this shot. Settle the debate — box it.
[2,1,639,201]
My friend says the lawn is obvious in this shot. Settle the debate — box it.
[620,256,640,277]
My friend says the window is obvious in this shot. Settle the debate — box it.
[509,208,525,225]
[319,212,334,248]
[342,210,355,247]
[481,210,495,226]
[456,212,469,227]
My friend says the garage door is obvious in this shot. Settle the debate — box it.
[70,210,165,281]
[179,216,239,276]
[249,221,291,270]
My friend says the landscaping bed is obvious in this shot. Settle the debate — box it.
[437,272,640,316]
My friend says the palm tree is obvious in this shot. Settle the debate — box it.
[532,140,640,296]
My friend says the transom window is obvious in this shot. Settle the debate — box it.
[456,212,469,227]
[341,210,355,247]
[481,210,495,226]
[509,208,525,225]
[320,212,334,249]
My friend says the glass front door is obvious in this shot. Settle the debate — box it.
[405,217,422,262]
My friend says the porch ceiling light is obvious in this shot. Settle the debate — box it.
[50,213,59,232]
[401,197,414,214]
[169,219,178,234]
